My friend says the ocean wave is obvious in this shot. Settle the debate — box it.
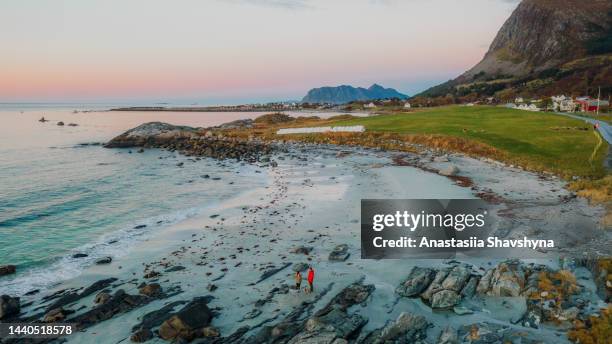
[0,204,213,297]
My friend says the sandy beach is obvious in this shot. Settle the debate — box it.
[4,140,608,344]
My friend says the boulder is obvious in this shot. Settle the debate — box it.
[292,263,309,272]
[439,165,460,177]
[143,270,160,279]
[0,295,20,319]
[158,297,213,341]
[130,327,153,342]
[421,268,450,301]
[72,253,88,258]
[57,121,65,126]
[202,326,220,337]
[104,122,198,148]
[328,244,349,261]
[44,308,74,322]
[460,276,479,298]
[431,290,461,309]
[0,265,16,276]
[94,291,111,305]
[488,261,525,297]
[138,283,162,297]
[95,256,112,265]
[377,312,430,343]
[441,265,471,292]
[396,267,436,297]
[306,308,366,338]
[290,246,313,255]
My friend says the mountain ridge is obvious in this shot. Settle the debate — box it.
[416,0,612,100]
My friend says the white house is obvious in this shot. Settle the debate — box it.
[517,104,540,112]
[404,102,411,109]
[364,102,376,109]
[515,97,525,104]
[551,95,576,112]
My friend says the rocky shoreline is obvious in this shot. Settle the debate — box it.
[103,122,277,163]
[1,121,610,344]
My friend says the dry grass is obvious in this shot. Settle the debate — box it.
[568,305,612,344]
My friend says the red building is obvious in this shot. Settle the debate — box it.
[575,97,610,113]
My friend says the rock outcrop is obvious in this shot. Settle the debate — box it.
[0,265,16,276]
[105,122,276,162]
[104,122,198,148]
[158,297,214,341]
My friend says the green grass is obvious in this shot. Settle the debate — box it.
[330,105,608,178]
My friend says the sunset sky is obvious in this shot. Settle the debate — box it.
[0,0,520,104]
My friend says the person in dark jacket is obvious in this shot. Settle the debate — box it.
[295,271,302,291]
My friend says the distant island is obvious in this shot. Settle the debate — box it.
[301,84,408,104]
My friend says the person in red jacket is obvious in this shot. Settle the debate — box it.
[307,266,315,293]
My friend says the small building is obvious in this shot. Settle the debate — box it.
[515,97,525,104]
[517,103,540,112]
[551,95,576,112]
[364,102,376,109]
[404,102,411,109]
[575,97,610,113]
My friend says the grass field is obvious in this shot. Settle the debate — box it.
[328,106,608,178]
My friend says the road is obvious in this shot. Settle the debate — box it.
[554,111,612,144]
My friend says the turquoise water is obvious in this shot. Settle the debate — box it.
[0,105,275,295]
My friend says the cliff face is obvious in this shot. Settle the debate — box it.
[418,0,612,99]
[464,0,612,79]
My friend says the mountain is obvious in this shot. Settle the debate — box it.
[302,84,408,104]
[417,0,612,101]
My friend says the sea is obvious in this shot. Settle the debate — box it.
[0,103,341,296]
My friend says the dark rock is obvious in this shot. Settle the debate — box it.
[158,297,214,341]
[71,289,151,330]
[131,300,187,332]
[165,266,186,272]
[290,246,313,255]
[328,244,349,261]
[0,265,16,276]
[94,291,111,305]
[57,121,65,126]
[139,283,162,297]
[72,253,88,258]
[256,263,292,284]
[0,295,20,319]
[143,270,160,279]
[96,256,112,265]
[44,307,74,322]
[130,327,153,342]
[48,278,117,311]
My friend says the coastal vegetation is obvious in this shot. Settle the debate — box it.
[281,106,607,179]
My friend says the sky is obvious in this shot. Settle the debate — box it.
[0,0,520,105]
